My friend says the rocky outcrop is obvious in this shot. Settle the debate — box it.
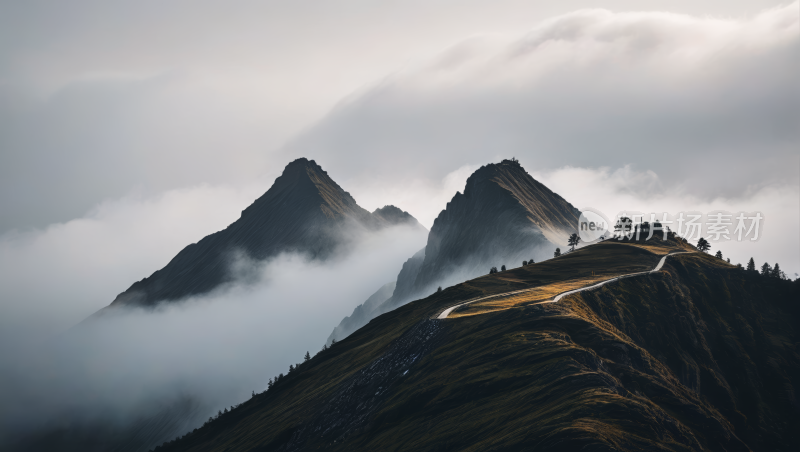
[109,158,421,307]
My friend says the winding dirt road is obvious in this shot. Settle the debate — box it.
[436,251,692,320]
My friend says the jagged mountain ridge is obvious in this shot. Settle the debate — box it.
[329,159,580,343]
[412,158,579,292]
[109,158,423,307]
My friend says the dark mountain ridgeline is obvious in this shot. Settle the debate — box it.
[411,158,579,292]
[108,158,421,307]
[329,158,580,343]
[154,240,800,452]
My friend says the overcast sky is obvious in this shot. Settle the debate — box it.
[0,0,796,325]
[0,0,795,229]
[0,0,797,329]
[0,0,797,442]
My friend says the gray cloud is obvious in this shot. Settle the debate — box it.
[0,0,787,231]
[0,217,427,442]
[285,3,799,201]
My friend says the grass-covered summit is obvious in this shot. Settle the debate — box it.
[156,235,800,451]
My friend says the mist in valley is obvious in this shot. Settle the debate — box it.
[0,221,427,448]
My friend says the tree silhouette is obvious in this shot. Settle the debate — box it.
[501,265,506,271]
[489,266,497,274]
[289,364,294,373]
[761,262,772,276]
[522,260,528,266]
[437,286,442,293]
[747,258,756,272]
[529,258,534,264]
[715,250,722,259]
[771,263,784,279]
[614,217,632,238]
[304,351,311,361]
[696,237,711,252]
[554,248,561,257]
[268,378,273,389]
[568,233,580,251]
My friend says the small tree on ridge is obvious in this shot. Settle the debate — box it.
[568,233,580,251]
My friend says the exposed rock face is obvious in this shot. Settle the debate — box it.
[109,158,418,307]
[329,159,579,342]
[411,159,579,293]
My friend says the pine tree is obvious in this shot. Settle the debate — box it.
[771,263,783,279]
[289,364,294,373]
[529,258,534,264]
[268,378,273,389]
[522,260,528,266]
[437,286,442,292]
[489,266,497,274]
[747,258,756,272]
[501,265,506,271]
[696,237,711,252]
[761,262,772,276]
[304,351,311,361]
[715,250,722,259]
[554,248,561,257]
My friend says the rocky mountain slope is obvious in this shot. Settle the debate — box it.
[108,158,423,307]
[329,158,580,343]
[152,237,800,451]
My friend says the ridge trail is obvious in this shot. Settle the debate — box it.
[435,251,693,319]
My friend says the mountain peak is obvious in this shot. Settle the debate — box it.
[109,158,424,307]
[413,159,580,292]
[372,205,424,229]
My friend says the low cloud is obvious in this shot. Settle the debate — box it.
[532,165,800,276]
[0,189,427,445]
[287,2,799,207]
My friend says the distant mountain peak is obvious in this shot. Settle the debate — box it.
[107,158,424,307]
[372,205,424,229]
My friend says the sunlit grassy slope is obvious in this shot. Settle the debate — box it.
[447,239,692,318]
[156,236,799,452]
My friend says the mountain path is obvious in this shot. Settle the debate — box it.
[435,251,693,319]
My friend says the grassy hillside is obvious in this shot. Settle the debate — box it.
[155,237,799,452]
